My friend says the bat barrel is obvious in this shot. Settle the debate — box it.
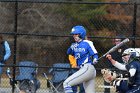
[97,38,130,61]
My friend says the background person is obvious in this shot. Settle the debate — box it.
[63,25,98,93]
[110,35,128,64]
[0,35,11,84]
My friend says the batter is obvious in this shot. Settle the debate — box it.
[63,25,98,93]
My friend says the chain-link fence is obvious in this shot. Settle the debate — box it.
[0,0,140,93]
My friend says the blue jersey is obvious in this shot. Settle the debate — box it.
[125,60,140,85]
[67,40,98,66]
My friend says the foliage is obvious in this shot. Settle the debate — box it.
[58,2,108,22]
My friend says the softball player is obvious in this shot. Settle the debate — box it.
[106,48,140,93]
[63,25,98,93]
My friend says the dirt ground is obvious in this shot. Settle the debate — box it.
[0,75,116,93]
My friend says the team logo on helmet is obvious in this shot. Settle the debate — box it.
[71,28,75,33]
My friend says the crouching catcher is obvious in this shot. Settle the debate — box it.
[103,48,140,93]
[101,68,130,93]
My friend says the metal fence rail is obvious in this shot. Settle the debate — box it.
[0,0,139,93]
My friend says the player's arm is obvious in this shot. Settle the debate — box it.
[67,43,75,55]
[104,57,137,78]
[106,54,126,70]
[67,44,77,68]
[86,40,98,64]
[93,54,98,59]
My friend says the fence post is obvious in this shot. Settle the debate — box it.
[12,1,18,93]
[132,2,137,48]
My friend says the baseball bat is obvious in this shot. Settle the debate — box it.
[98,38,130,60]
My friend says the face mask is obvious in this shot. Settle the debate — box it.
[122,55,130,64]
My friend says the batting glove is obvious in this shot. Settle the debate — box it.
[93,58,98,64]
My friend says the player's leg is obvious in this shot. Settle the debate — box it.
[79,83,85,93]
[113,80,129,93]
[82,64,96,93]
[71,69,79,93]
[83,79,95,93]
[63,63,96,93]
[63,71,82,93]
[115,80,140,93]
[72,85,78,93]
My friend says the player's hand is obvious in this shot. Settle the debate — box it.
[93,58,98,64]
[106,54,112,61]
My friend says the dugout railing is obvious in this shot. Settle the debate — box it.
[0,0,139,93]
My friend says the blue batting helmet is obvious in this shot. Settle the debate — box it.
[70,25,86,39]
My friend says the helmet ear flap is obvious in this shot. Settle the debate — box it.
[78,34,83,39]
[129,51,140,62]
[130,52,136,58]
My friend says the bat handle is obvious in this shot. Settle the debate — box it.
[98,55,105,61]
[97,53,108,61]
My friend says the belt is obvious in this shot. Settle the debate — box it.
[79,63,93,68]
[80,64,84,68]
